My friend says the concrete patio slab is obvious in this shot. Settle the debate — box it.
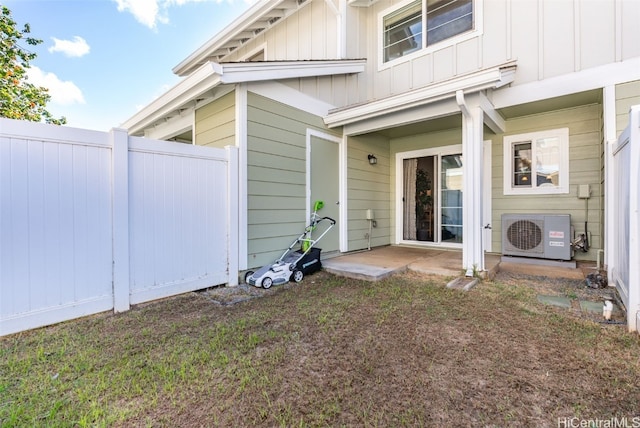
[322,246,589,283]
[322,246,500,281]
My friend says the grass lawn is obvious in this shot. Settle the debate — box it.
[1,271,639,427]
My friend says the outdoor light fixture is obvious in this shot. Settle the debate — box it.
[368,154,377,165]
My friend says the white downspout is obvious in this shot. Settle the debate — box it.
[456,90,485,275]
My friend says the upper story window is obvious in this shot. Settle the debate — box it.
[381,0,477,65]
[503,128,570,195]
[383,1,423,62]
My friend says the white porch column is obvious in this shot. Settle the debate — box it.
[457,91,485,274]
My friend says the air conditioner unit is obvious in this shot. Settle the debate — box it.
[502,214,573,261]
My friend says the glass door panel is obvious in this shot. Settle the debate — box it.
[402,156,435,242]
[440,154,463,243]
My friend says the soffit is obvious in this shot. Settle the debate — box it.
[173,0,312,77]
[499,89,602,119]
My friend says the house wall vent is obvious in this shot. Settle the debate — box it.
[501,214,572,261]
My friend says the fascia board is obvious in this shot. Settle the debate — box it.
[343,98,460,136]
[173,0,286,76]
[122,63,222,134]
[325,64,516,128]
[218,60,366,84]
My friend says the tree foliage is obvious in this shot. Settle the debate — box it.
[0,5,66,125]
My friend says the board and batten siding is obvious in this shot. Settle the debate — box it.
[195,91,235,148]
[357,0,640,106]
[225,0,338,62]
[490,103,603,260]
[246,92,340,268]
[346,134,391,251]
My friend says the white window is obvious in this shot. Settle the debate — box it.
[381,0,477,65]
[383,1,423,62]
[503,128,570,195]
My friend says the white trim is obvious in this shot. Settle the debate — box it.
[306,129,345,252]
[325,63,516,128]
[226,145,240,286]
[215,60,366,84]
[144,109,194,141]
[339,134,348,252]
[394,145,463,249]
[493,57,640,110]
[248,80,338,117]
[483,139,492,253]
[239,43,267,61]
[377,0,484,71]
[603,85,617,272]
[173,0,312,76]
[236,84,249,270]
[502,128,570,196]
[125,60,363,136]
[123,62,222,135]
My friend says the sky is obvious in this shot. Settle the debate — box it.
[4,0,256,131]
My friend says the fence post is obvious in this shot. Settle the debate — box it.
[629,106,640,332]
[111,128,130,312]
[226,145,239,286]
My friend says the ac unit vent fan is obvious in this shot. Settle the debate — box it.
[506,220,542,251]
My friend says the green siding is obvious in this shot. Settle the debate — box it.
[616,80,640,136]
[490,104,603,261]
[346,134,391,251]
[195,91,235,148]
[246,91,341,268]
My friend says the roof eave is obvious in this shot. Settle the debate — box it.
[173,0,302,77]
[123,59,366,135]
[122,62,222,135]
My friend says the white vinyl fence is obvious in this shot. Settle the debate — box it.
[0,118,238,336]
[610,106,640,332]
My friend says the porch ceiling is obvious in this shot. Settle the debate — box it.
[498,89,602,119]
[374,114,462,138]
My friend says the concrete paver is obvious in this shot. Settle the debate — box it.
[537,295,573,309]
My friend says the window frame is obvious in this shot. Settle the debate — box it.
[502,128,570,196]
[378,0,483,70]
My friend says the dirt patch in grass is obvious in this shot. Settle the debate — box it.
[2,270,639,427]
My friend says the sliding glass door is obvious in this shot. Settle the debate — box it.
[398,146,463,247]
[440,154,463,243]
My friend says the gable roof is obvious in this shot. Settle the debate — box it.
[173,0,311,77]
[122,59,365,135]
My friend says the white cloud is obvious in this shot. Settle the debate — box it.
[26,67,85,106]
[48,36,91,58]
[113,0,255,30]
[114,0,166,29]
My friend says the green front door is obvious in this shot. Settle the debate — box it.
[310,135,339,253]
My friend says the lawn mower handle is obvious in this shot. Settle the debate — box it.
[322,217,336,225]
